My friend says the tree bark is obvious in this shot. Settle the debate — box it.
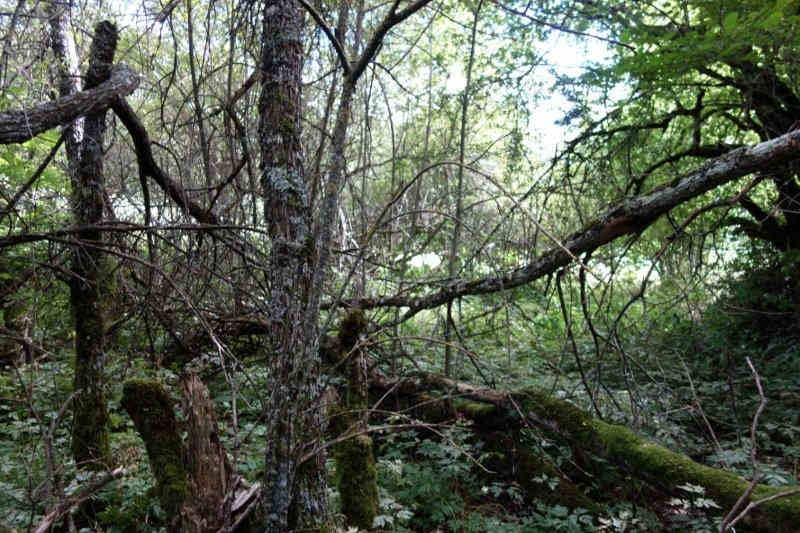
[47,0,83,183]
[258,1,328,528]
[181,373,237,532]
[0,65,138,145]
[121,380,188,532]
[333,310,378,529]
[69,20,118,470]
[121,375,239,533]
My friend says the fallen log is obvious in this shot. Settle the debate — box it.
[370,373,800,532]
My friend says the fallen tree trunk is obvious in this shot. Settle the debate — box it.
[334,129,800,321]
[370,373,800,532]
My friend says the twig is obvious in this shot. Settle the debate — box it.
[297,0,351,75]
[34,466,130,533]
[719,357,768,532]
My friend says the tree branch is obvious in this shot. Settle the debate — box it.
[0,65,139,144]
[112,98,218,225]
[298,0,351,75]
[332,129,800,320]
[348,0,433,84]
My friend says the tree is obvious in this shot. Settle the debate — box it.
[520,0,800,251]
[257,1,326,527]
[2,0,800,530]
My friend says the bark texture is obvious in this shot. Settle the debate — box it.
[258,1,327,528]
[0,65,138,145]
[47,0,83,182]
[121,375,239,533]
[334,311,378,529]
[121,380,188,531]
[181,373,236,532]
[70,21,118,470]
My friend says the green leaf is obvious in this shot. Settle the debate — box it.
[722,11,739,32]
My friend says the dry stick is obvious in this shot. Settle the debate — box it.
[556,269,602,417]
[33,466,130,533]
[682,361,724,463]
[719,357,768,532]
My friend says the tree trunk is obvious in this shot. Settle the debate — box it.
[121,380,188,532]
[121,375,238,533]
[333,310,378,529]
[69,20,117,470]
[258,1,328,528]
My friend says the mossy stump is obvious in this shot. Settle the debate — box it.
[334,310,379,529]
[336,434,378,530]
[121,379,188,528]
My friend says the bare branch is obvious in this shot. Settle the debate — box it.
[298,0,351,75]
[335,129,800,320]
[0,65,139,144]
[112,98,219,225]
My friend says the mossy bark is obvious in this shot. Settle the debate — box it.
[122,375,243,533]
[334,310,378,529]
[370,373,800,533]
[121,379,188,531]
[258,2,329,529]
[70,21,118,470]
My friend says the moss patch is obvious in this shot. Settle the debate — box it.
[121,379,188,518]
[518,388,800,532]
[336,434,378,530]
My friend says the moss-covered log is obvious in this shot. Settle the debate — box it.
[371,373,800,532]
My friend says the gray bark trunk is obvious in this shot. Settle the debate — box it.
[258,1,328,528]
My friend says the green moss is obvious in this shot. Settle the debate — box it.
[338,309,366,352]
[336,435,378,530]
[121,380,188,517]
[452,398,500,428]
[519,387,800,532]
[70,253,113,469]
[71,385,111,469]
